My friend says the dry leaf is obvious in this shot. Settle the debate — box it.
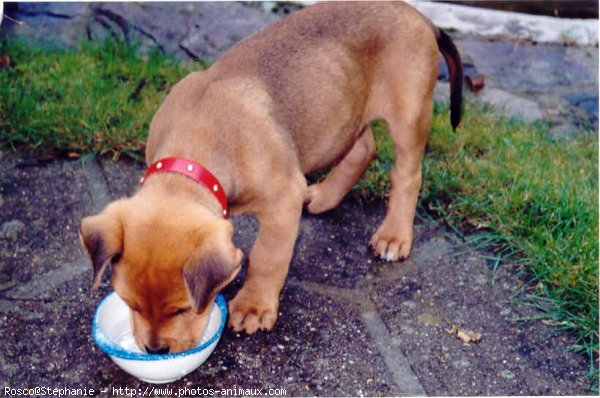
[445,317,482,344]
[456,328,482,343]
[541,319,569,327]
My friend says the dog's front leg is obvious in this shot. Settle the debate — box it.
[228,177,305,334]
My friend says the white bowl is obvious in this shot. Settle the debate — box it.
[92,292,227,384]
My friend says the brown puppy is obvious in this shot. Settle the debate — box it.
[80,1,462,352]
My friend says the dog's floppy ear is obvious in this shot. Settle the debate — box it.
[79,203,124,291]
[183,243,242,311]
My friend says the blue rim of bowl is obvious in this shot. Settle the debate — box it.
[92,292,227,361]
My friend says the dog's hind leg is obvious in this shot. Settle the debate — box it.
[305,126,376,214]
[369,96,433,262]
[367,21,440,262]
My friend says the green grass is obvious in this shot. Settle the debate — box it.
[0,38,193,159]
[361,104,598,390]
[0,38,598,389]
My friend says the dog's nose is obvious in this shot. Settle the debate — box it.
[145,345,170,355]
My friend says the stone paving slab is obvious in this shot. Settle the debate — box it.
[0,155,90,288]
[291,197,385,289]
[217,285,402,397]
[374,253,588,395]
[408,0,599,46]
[99,157,146,200]
[0,155,592,396]
[455,38,597,92]
[0,155,405,396]
[2,2,279,62]
[453,36,598,127]
[3,2,598,131]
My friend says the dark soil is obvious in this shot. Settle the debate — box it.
[0,154,591,395]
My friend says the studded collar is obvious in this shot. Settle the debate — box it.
[140,157,229,218]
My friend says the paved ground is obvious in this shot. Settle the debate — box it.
[0,2,597,396]
[0,153,590,396]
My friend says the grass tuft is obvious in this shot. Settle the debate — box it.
[0,38,193,159]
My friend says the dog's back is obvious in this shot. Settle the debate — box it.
[211,2,441,173]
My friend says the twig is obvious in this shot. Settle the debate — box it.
[129,76,147,100]
[2,14,26,26]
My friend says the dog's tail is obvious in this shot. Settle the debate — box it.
[434,27,463,131]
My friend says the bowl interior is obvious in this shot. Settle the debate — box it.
[93,292,226,361]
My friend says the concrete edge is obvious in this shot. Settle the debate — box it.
[361,310,428,396]
[295,280,428,396]
[406,0,598,46]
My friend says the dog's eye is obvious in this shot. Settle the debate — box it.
[170,307,191,317]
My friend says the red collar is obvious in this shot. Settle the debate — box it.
[140,157,229,218]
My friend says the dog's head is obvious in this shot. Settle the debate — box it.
[79,195,241,354]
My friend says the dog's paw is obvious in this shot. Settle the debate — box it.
[305,184,339,214]
[228,287,279,334]
[369,220,413,262]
